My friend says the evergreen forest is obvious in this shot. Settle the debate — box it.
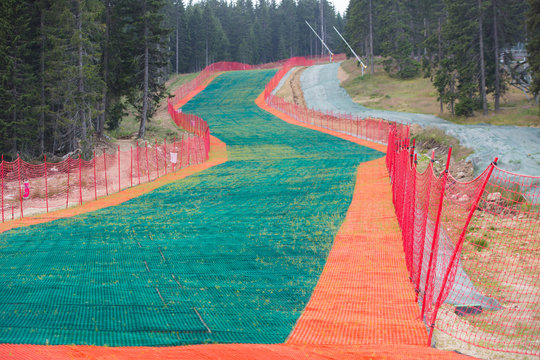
[345,0,537,117]
[0,0,344,160]
[0,0,538,161]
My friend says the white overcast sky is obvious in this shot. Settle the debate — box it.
[331,0,349,15]
[191,0,350,16]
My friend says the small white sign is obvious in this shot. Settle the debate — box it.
[170,152,178,164]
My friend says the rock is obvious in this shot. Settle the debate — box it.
[487,192,502,202]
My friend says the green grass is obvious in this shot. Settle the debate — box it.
[412,126,473,162]
[340,59,539,127]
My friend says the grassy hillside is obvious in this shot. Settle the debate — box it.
[339,59,539,127]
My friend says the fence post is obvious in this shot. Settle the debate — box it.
[155,139,159,178]
[104,152,108,196]
[180,135,183,168]
[79,156,82,205]
[130,147,133,188]
[414,150,436,299]
[137,144,141,185]
[93,151,97,200]
[66,157,70,209]
[420,148,452,321]
[1,154,3,222]
[163,138,167,174]
[17,155,23,218]
[187,136,191,166]
[427,157,498,345]
[173,137,176,172]
[145,142,150,182]
[44,155,48,212]
[118,145,121,192]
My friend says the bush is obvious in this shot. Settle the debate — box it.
[455,97,475,117]
[397,58,421,79]
[382,57,420,79]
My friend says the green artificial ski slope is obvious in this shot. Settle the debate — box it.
[0,70,383,346]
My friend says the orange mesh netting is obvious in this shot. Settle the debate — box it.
[0,57,475,360]
[0,135,226,235]
[387,125,539,356]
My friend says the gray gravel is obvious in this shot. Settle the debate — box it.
[291,62,536,310]
[301,63,540,177]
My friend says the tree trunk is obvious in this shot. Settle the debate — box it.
[77,0,86,140]
[12,64,18,155]
[205,37,209,68]
[478,0,488,115]
[40,1,46,153]
[424,17,428,56]
[319,0,324,56]
[493,0,500,111]
[138,0,149,139]
[438,16,443,113]
[176,16,179,73]
[99,1,111,137]
[368,0,374,74]
[450,74,455,116]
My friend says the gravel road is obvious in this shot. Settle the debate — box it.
[300,63,540,177]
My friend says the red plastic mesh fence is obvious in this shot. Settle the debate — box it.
[169,55,343,107]
[386,125,539,356]
[263,56,390,145]
[0,135,208,222]
[2,56,344,223]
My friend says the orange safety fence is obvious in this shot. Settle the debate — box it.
[168,55,345,109]
[263,59,390,146]
[1,55,347,224]
[1,123,210,224]
[0,55,473,360]
[386,125,539,356]
[257,60,430,347]
[262,56,539,357]
[0,67,218,223]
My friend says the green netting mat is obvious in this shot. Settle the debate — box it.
[0,70,383,346]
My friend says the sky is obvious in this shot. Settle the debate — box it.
[331,0,349,15]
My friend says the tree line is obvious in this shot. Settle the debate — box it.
[0,0,344,161]
[344,0,538,117]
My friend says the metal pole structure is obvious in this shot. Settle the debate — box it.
[333,26,367,76]
[305,21,333,57]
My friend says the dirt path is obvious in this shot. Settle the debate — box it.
[276,67,307,107]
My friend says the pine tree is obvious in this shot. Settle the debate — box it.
[132,0,170,139]
[377,0,419,79]
[0,0,39,159]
